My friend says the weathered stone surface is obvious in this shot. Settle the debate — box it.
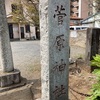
[0,69,21,87]
[0,0,14,72]
[0,85,33,100]
[40,0,70,100]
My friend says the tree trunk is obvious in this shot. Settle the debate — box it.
[0,0,14,72]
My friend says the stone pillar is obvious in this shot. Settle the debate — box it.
[40,0,70,100]
[0,0,21,87]
[0,0,14,72]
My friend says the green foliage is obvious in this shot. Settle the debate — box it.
[11,0,39,26]
[87,54,100,100]
[24,1,39,26]
[91,54,100,67]
[11,1,26,24]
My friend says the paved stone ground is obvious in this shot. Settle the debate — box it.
[11,40,40,80]
[0,40,41,100]
[0,40,40,80]
[0,40,85,80]
[11,40,41,99]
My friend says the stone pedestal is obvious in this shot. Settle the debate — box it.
[0,69,21,87]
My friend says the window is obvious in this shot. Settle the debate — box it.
[70,5,74,8]
[27,0,32,3]
[76,28,80,30]
[70,28,74,30]
[11,4,17,12]
[11,4,23,14]
[25,25,30,33]
[71,0,77,2]
[82,27,86,29]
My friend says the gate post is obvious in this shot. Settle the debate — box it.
[39,0,70,99]
[85,28,100,72]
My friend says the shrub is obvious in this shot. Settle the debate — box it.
[87,54,100,100]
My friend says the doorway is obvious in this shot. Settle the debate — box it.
[35,27,40,40]
[8,23,13,39]
[20,27,24,39]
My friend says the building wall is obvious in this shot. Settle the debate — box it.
[13,24,19,39]
[30,26,36,39]
[70,0,92,19]
[5,0,36,40]
[70,30,86,48]
[70,30,87,58]
[70,0,79,18]
[81,0,89,19]
[5,0,15,15]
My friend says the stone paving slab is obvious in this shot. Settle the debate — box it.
[0,84,33,100]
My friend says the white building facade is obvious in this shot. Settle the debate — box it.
[5,0,37,40]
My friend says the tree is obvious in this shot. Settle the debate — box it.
[88,0,100,12]
[0,0,14,72]
[11,0,39,27]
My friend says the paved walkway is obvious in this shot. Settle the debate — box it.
[0,40,40,81]
[12,40,40,80]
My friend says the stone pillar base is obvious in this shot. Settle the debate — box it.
[0,69,21,87]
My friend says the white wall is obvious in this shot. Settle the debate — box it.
[13,24,19,39]
[95,21,100,28]
[78,0,81,18]
[30,26,36,39]
[5,0,36,39]
[5,0,16,15]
